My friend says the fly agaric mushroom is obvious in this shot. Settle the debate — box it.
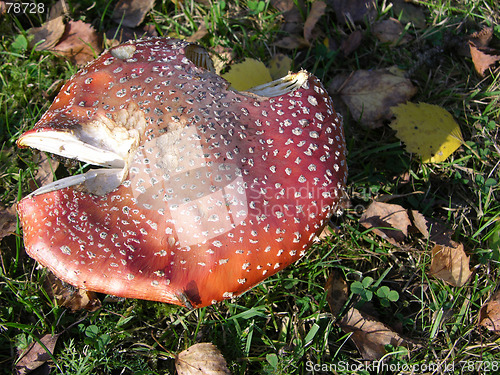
[17,37,347,308]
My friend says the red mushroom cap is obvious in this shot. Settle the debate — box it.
[17,37,347,308]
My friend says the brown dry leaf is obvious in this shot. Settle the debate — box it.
[469,41,500,76]
[304,0,327,43]
[48,0,69,20]
[44,272,101,312]
[0,1,6,15]
[271,0,309,49]
[372,18,412,45]
[273,34,310,50]
[479,290,500,332]
[0,203,17,241]
[112,0,155,28]
[325,270,349,316]
[53,21,102,66]
[271,0,305,34]
[28,16,65,50]
[186,23,209,43]
[470,26,494,48]
[340,30,363,56]
[175,343,231,375]
[339,308,416,360]
[15,333,60,375]
[429,244,472,287]
[328,68,417,127]
[105,24,158,46]
[328,0,377,25]
[410,210,458,247]
[360,201,411,244]
[29,153,59,192]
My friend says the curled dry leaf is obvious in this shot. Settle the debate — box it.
[479,289,500,333]
[28,16,65,50]
[44,272,101,312]
[15,333,60,375]
[176,343,231,375]
[360,201,411,245]
[112,0,155,28]
[328,68,417,128]
[339,307,416,360]
[325,270,349,316]
[53,20,102,66]
[303,0,327,43]
[469,41,500,76]
[372,18,412,46]
[429,244,472,287]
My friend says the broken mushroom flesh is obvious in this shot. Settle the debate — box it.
[17,37,347,308]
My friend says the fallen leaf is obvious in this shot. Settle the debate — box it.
[304,0,326,43]
[48,0,69,20]
[429,244,472,287]
[268,53,292,80]
[112,0,155,28]
[44,272,101,312]
[328,68,416,127]
[53,20,102,66]
[28,16,65,50]
[273,34,310,49]
[221,58,272,91]
[360,201,411,244]
[271,0,305,34]
[29,152,59,192]
[325,270,349,316]
[479,289,500,332]
[390,102,463,163]
[372,18,412,45]
[339,307,416,360]
[470,26,494,49]
[0,203,17,241]
[410,210,458,247]
[186,23,209,43]
[105,24,158,46]
[175,342,231,375]
[328,0,377,25]
[15,333,60,375]
[390,0,426,29]
[469,41,500,76]
[340,30,363,56]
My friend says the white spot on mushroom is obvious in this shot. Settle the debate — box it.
[111,44,136,59]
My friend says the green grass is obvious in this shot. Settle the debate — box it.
[1,0,500,374]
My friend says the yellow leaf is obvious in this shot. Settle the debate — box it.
[390,102,463,163]
[221,58,272,91]
[268,54,292,80]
